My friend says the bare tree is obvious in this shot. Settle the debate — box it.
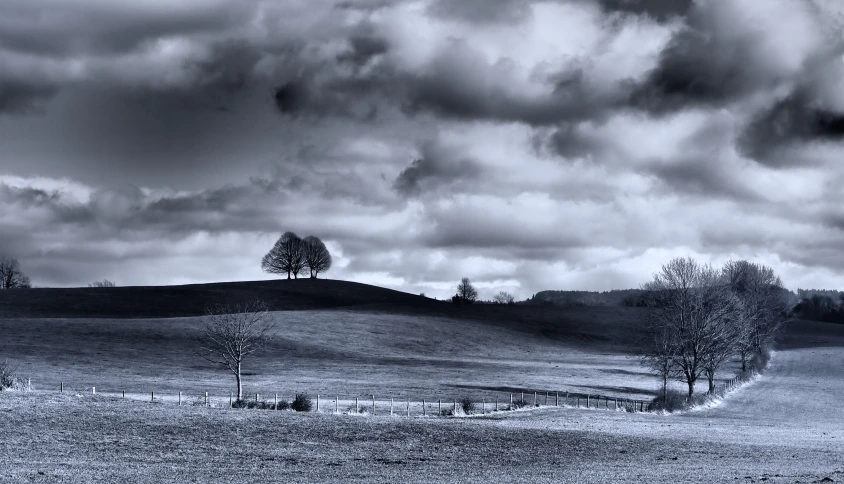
[261,232,307,279]
[0,257,31,289]
[89,279,116,288]
[456,277,478,304]
[643,257,739,398]
[640,325,677,402]
[302,235,332,278]
[196,301,275,401]
[493,291,515,305]
[723,260,788,369]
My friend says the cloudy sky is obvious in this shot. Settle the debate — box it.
[2,0,844,299]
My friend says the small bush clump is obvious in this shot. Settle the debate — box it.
[507,398,529,410]
[0,360,30,392]
[460,397,476,415]
[291,393,313,412]
[649,390,688,412]
[0,360,15,390]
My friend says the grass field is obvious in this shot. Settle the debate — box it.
[4,279,837,482]
[0,279,686,402]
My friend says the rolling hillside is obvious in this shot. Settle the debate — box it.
[0,279,439,318]
[0,279,659,400]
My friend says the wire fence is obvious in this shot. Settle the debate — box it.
[46,382,655,415]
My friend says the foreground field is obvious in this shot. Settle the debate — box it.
[2,320,843,482]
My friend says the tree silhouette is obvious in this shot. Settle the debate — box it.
[261,232,307,279]
[0,257,31,289]
[303,236,332,278]
[456,277,478,304]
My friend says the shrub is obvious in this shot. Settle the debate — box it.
[277,399,290,410]
[649,390,688,412]
[291,393,313,412]
[508,397,529,410]
[0,360,15,390]
[460,397,476,415]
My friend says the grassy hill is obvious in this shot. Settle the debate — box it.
[0,278,440,318]
[0,279,664,400]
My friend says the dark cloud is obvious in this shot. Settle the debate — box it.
[595,0,692,22]
[0,80,57,114]
[426,0,533,24]
[0,0,249,57]
[739,91,844,165]
[393,143,481,197]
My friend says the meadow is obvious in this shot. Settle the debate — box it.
[1,279,839,482]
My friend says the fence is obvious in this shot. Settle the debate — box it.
[49,383,653,415]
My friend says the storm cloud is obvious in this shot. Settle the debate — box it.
[2,0,844,297]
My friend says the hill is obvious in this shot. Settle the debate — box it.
[0,278,439,318]
[0,278,659,400]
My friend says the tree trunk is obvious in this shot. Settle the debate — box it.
[686,378,694,399]
[662,373,668,402]
[236,364,242,401]
[741,352,747,372]
[287,271,291,280]
[707,372,715,394]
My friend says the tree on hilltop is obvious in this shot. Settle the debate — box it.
[302,236,332,278]
[262,232,307,279]
[0,257,31,289]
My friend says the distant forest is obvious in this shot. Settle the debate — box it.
[524,289,647,307]
[527,287,844,324]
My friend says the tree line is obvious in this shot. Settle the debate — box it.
[641,258,790,401]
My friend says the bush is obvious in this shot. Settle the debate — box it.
[0,360,15,390]
[291,393,313,412]
[507,397,529,410]
[460,397,476,415]
[649,390,689,412]
[232,398,287,410]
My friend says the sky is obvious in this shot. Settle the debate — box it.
[1,0,844,300]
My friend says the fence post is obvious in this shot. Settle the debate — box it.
[122,390,125,399]
[355,397,359,413]
[407,399,410,417]
[438,399,441,415]
[482,398,485,415]
[92,386,96,395]
[256,393,259,403]
[510,394,513,407]
[576,396,580,408]
[586,395,590,408]
[605,397,608,410]
[274,393,278,410]
[229,393,232,408]
[521,392,524,404]
[566,392,569,404]
[60,382,63,393]
[555,392,558,407]
[317,395,320,412]
[372,395,375,416]
[335,396,338,414]
[205,392,208,407]
[534,391,537,406]
[545,392,548,405]
[496,396,499,411]
[391,398,394,416]
[179,391,182,406]
[423,399,426,417]
[454,400,457,414]
[151,391,154,402]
